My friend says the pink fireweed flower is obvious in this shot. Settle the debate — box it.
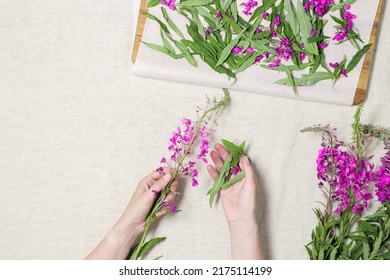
[304,0,334,17]
[161,200,170,207]
[255,54,265,63]
[152,190,159,197]
[333,30,348,41]
[232,166,240,176]
[270,27,277,38]
[268,59,281,68]
[375,147,390,203]
[300,52,306,61]
[341,69,348,77]
[156,166,164,172]
[170,205,177,213]
[274,14,281,27]
[160,157,167,163]
[244,46,256,54]
[329,62,339,68]
[216,11,222,19]
[232,46,243,54]
[262,11,269,19]
[274,37,293,62]
[242,0,258,16]
[311,27,317,36]
[316,145,375,214]
[205,26,212,36]
[319,42,328,49]
[160,0,176,11]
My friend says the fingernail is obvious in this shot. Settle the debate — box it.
[163,173,171,181]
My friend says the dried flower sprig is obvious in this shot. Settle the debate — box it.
[129,89,230,260]
[144,0,371,93]
[302,105,390,260]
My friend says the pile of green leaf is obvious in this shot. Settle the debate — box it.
[307,204,390,260]
[143,0,371,93]
[207,139,246,207]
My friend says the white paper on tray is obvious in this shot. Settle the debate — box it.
[132,0,380,106]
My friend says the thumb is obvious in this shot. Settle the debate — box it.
[147,173,172,199]
[239,156,255,180]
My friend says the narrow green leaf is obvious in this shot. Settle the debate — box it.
[296,0,318,55]
[144,13,170,33]
[249,0,277,22]
[276,71,333,86]
[234,53,258,74]
[330,0,357,12]
[346,44,372,73]
[175,41,198,67]
[161,30,176,54]
[177,0,212,7]
[221,172,245,190]
[330,15,347,26]
[307,35,330,43]
[221,139,245,154]
[284,0,299,36]
[216,28,247,67]
[161,7,185,39]
[147,0,161,8]
[142,41,170,54]
[208,154,233,207]
[138,237,166,258]
[220,0,233,11]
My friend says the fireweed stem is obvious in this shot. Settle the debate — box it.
[130,89,230,259]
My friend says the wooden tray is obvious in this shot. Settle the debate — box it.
[132,0,384,105]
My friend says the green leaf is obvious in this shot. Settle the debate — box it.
[175,40,198,67]
[208,154,233,207]
[138,237,166,259]
[144,13,170,34]
[346,44,372,73]
[147,0,161,8]
[330,246,339,260]
[276,71,333,86]
[296,0,318,55]
[330,0,357,12]
[220,0,233,11]
[221,172,245,190]
[142,41,170,54]
[161,7,185,39]
[177,0,213,7]
[284,0,299,36]
[357,220,378,236]
[250,0,277,22]
[221,139,245,154]
[234,53,258,74]
[161,30,176,54]
[216,28,247,67]
[330,15,347,26]
[307,35,330,43]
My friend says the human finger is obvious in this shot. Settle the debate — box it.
[215,143,230,161]
[207,164,219,181]
[210,150,224,171]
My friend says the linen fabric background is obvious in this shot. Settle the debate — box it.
[0,0,389,259]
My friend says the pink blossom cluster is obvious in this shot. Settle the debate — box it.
[242,0,258,16]
[332,5,357,41]
[316,146,375,214]
[304,0,334,17]
[157,117,210,188]
[375,145,390,204]
[160,0,176,11]
[231,45,256,55]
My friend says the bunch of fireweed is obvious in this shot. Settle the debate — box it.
[129,89,230,260]
[143,0,371,93]
[301,105,390,260]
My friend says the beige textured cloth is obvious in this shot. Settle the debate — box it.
[0,0,389,259]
